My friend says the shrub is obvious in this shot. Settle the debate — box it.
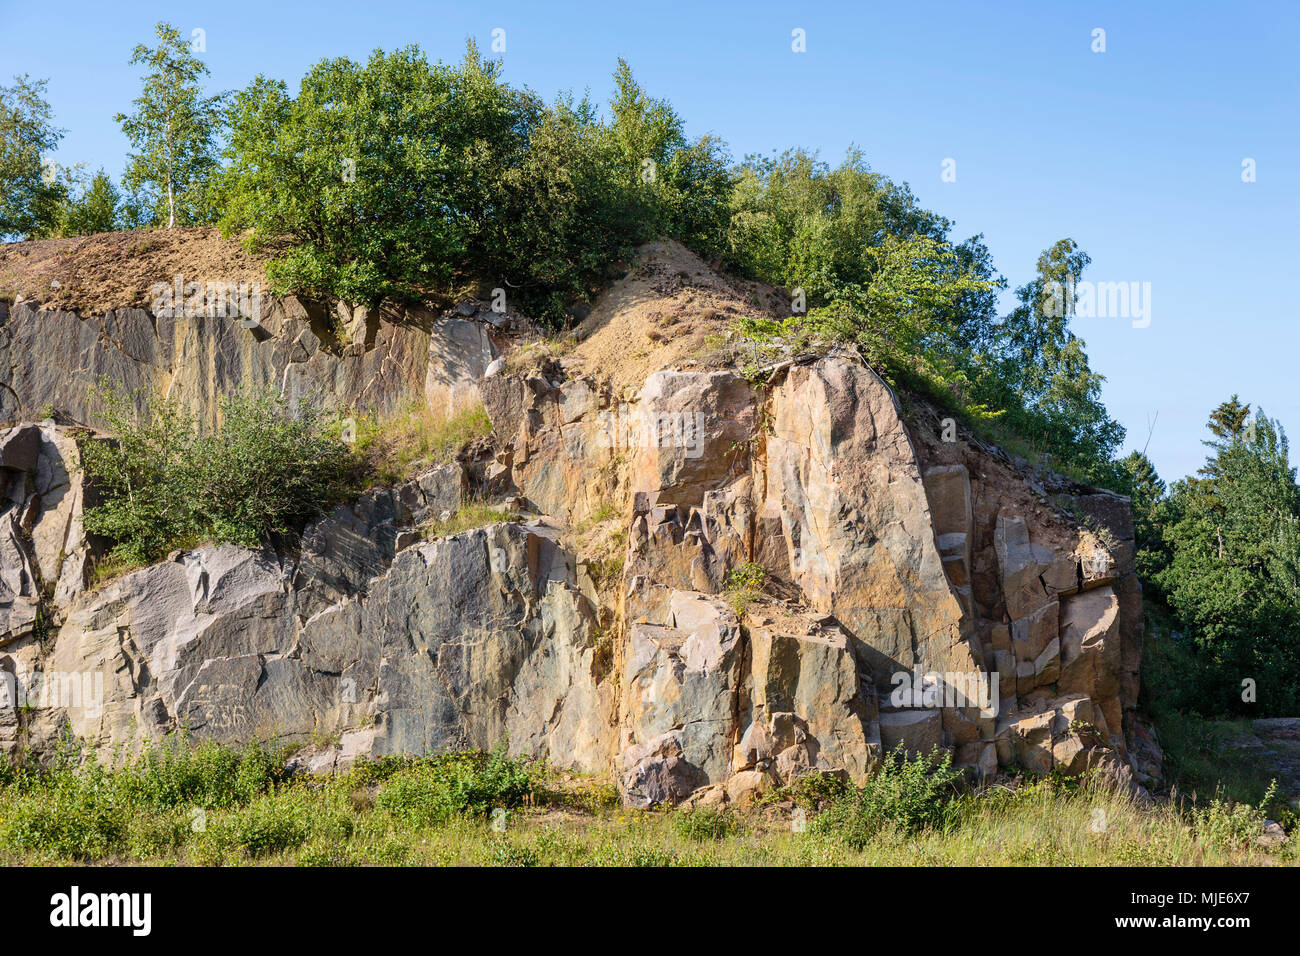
[217,46,729,321]
[811,746,965,847]
[724,561,767,616]
[374,747,535,826]
[223,796,312,857]
[0,757,128,861]
[112,739,287,810]
[771,770,851,810]
[672,807,741,842]
[487,837,541,867]
[0,787,129,861]
[81,384,354,566]
[1191,780,1279,852]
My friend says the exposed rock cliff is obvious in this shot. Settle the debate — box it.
[0,239,1160,803]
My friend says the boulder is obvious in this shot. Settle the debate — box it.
[423,317,502,421]
[741,609,879,783]
[762,358,977,692]
[631,370,756,508]
[619,591,743,791]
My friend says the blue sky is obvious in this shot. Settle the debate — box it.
[2,0,1296,483]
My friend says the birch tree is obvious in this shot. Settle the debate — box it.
[115,22,224,228]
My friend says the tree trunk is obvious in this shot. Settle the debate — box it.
[165,115,175,229]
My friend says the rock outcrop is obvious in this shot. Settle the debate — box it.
[0,241,1158,803]
[0,296,521,429]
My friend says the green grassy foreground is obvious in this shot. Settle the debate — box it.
[0,735,1293,867]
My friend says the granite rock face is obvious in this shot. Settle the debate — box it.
[8,505,616,773]
[0,303,1154,801]
[0,296,516,429]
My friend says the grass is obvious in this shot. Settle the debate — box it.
[724,561,767,616]
[503,335,576,374]
[0,740,1291,866]
[422,500,513,538]
[352,401,492,486]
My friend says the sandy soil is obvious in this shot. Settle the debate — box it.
[565,240,789,392]
[0,227,272,314]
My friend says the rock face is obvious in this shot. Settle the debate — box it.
[4,461,616,772]
[0,281,1154,802]
[0,296,519,429]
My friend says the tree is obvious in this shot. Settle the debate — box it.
[984,239,1126,473]
[804,232,995,375]
[115,22,225,228]
[1152,404,1300,714]
[1121,449,1168,583]
[0,75,67,240]
[1206,394,1252,443]
[601,60,732,255]
[63,169,122,235]
[218,43,534,303]
[1121,449,1166,519]
[216,48,730,318]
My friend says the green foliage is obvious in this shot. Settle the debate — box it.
[0,738,1288,865]
[724,148,953,296]
[21,166,123,239]
[962,239,1126,483]
[672,807,742,842]
[218,43,529,302]
[0,737,284,861]
[724,561,767,616]
[60,169,122,235]
[80,384,354,566]
[1121,449,1167,578]
[423,501,513,538]
[221,795,314,857]
[1142,401,1300,715]
[717,150,1122,485]
[811,746,964,846]
[1,785,128,861]
[0,74,68,240]
[800,232,998,378]
[0,755,128,860]
[216,47,729,318]
[111,739,287,810]
[373,747,536,826]
[351,401,492,486]
[1192,780,1278,852]
[768,769,851,809]
[115,22,226,228]
[487,837,541,867]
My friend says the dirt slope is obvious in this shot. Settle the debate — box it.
[565,240,790,392]
[0,227,271,314]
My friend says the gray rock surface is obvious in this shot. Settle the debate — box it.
[0,331,1151,803]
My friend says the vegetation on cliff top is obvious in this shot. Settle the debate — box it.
[2,22,1125,491]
